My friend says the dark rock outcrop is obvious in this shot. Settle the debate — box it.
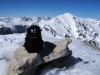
[0,27,12,35]
[12,25,28,33]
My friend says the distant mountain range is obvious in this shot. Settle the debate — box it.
[0,13,100,48]
[0,17,51,34]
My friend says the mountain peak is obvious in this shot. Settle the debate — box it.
[64,13,73,15]
[0,13,100,48]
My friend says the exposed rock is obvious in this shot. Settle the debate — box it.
[0,27,12,35]
[12,25,28,33]
[0,25,28,35]
[6,38,72,75]
[43,25,56,37]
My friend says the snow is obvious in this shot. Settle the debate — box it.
[0,43,20,75]
[0,59,7,75]
[1,13,100,48]
[0,17,51,26]
[40,38,100,75]
[0,13,100,75]
[0,34,25,75]
[0,33,100,75]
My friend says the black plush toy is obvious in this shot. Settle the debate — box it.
[23,25,43,53]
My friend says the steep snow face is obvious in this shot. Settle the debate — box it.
[42,13,78,38]
[41,13,100,48]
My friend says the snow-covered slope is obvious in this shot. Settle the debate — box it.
[41,38,100,75]
[41,13,100,48]
[0,13,100,48]
[0,34,100,75]
[0,13,100,75]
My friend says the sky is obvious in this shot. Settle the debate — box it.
[0,0,100,18]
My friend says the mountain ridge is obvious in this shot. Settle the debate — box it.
[0,13,100,48]
[41,13,100,48]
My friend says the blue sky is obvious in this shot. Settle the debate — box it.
[0,0,100,18]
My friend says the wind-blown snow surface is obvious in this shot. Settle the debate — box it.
[41,38,100,75]
[0,34,25,75]
[0,13,100,75]
[0,33,100,75]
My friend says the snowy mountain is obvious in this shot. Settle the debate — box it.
[0,17,51,34]
[0,13,100,75]
[0,17,51,26]
[0,13,100,48]
[41,13,100,48]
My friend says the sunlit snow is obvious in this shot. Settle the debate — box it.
[0,13,100,75]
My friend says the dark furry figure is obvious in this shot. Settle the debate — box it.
[23,25,43,53]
